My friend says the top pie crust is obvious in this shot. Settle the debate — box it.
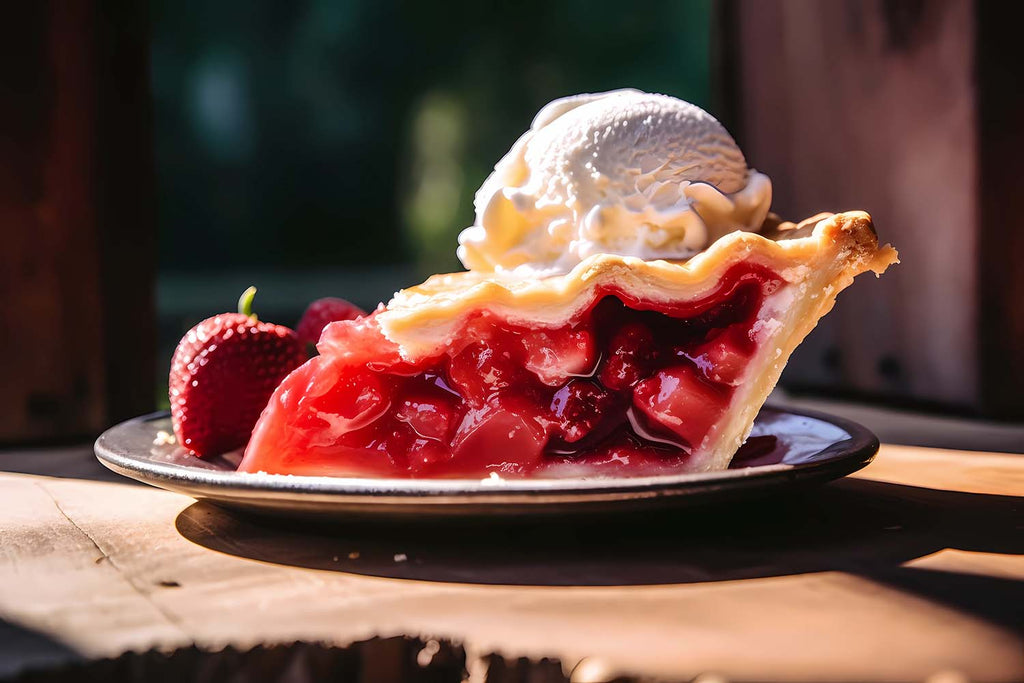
[378,211,898,361]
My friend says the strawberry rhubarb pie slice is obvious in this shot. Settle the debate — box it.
[239,90,897,479]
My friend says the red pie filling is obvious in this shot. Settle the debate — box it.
[241,265,783,478]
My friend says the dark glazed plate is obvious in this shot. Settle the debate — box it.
[94,406,878,519]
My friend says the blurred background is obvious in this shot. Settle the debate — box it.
[151,0,714,364]
[2,0,1022,449]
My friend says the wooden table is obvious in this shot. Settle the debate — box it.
[1,442,1021,682]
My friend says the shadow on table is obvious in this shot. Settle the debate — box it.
[0,446,133,485]
[176,477,1022,586]
[0,618,82,679]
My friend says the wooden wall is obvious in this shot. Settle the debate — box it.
[0,1,155,442]
[720,0,1022,418]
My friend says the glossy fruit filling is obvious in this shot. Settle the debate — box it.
[241,265,783,478]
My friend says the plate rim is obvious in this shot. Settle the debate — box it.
[94,405,879,507]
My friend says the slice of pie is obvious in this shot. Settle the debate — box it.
[239,211,897,478]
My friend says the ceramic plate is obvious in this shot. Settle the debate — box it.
[94,406,878,519]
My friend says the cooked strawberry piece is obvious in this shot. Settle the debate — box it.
[548,380,620,444]
[405,437,454,474]
[632,364,730,449]
[447,340,523,405]
[521,328,597,385]
[306,364,391,436]
[682,327,754,386]
[599,322,656,390]
[450,398,548,476]
[395,383,457,441]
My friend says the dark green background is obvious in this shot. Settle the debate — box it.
[152,0,712,280]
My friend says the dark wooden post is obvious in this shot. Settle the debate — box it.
[717,0,1024,419]
[975,1,1024,419]
[0,1,155,442]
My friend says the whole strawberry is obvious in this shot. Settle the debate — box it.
[295,297,366,353]
[170,287,305,457]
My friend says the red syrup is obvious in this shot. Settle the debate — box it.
[240,264,783,478]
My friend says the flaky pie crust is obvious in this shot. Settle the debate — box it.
[379,211,897,361]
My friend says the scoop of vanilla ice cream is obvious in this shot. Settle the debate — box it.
[457,89,772,276]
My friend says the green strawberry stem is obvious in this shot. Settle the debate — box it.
[238,286,258,320]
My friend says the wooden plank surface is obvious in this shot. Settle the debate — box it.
[0,444,1021,682]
